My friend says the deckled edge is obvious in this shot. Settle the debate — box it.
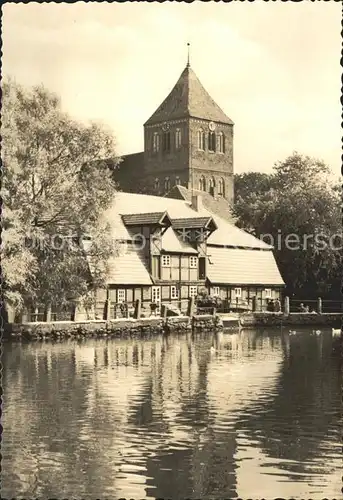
[340,0,343,497]
[0,0,3,475]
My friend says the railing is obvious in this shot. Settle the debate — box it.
[111,301,136,319]
[322,300,343,313]
[24,295,342,324]
[289,299,318,313]
[28,308,46,322]
[28,305,75,322]
[290,298,342,314]
[161,299,190,315]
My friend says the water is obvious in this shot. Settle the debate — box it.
[2,328,342,499]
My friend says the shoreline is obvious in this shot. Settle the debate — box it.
[3,312,340,341]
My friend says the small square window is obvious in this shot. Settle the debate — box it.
[234,287,242,298]
[117,289,126,303]
[161,255,171,267]
[212,287,220,297]
[189,256,198,268]
[189,286,198,298]
[265,288,272,298]
[171,286,179,299]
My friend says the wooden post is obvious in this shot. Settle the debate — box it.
[284,296,290,315]
[125,303,130,319]
[212,306,217,316]
[317,297,322,314]
[105,299,111,320]
[252,296,257,312]
[134,299,141,319]
[71,303,77,321]
[161,304,168,319]
[44,304,52,323]
[187,297,195,317]
[21,310,29,323]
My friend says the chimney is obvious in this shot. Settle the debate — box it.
[191,194,203,212]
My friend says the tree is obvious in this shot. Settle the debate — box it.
[2,78,120,312]
[233,153,341,298]
[234,172,275,234]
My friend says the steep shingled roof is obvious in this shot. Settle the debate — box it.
[207,247,285,286]
[122,212,171,226]
[171,216,216,230]
[145,65,233,126]
[104,192,272,250]
[166,185,234,223]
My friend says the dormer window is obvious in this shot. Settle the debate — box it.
[217,132,225,153]
[162,131,171,152]
[208,132,216,152]
[175,128,182,149]
[152,132,160,153]
[175,176,181,186]
[197,129,205,150]
[154,178,160,191]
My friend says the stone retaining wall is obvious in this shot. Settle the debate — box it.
[192,314,222,331]
[165,316,192,333]
[240,312,341,328]
[5,316,195,341]
[5,312,339,341]
[6,318,164,341]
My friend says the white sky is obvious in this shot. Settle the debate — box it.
[2,1,341,174]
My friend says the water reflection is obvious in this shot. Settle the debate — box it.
[2,328,341,499]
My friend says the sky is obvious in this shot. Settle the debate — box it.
[2,1,341,174]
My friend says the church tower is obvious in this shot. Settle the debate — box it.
[143,60,234,203]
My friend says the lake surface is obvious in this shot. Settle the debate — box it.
[2,328,342,499]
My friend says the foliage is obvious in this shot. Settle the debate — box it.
[2,78,120,310]
[233,152,341,298]
[196,289,222,308]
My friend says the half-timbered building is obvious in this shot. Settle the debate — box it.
[84,191,284,319]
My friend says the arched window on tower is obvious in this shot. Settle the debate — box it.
[197,129,205,150]
[199,176,206,191]
[152,132,160,153]
[175,176,181,186]
[175,129,182,149]
[164,177,171,192]
[208,132,216,152]
[209,177,215,196]
[217,132,225,153]
[218,178,225,196]
[162,131,171,152]
[154,178,160,192]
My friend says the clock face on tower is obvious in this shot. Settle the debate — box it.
[162,122,170,132]
[209,121,216,132]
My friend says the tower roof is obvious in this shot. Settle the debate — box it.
[144,65,234,126]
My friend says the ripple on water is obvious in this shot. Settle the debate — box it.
[2,331,342,499]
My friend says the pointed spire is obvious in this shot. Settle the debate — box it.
[144,62,234,126]
[186,42,190,68]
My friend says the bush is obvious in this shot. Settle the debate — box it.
[195,290,222,309]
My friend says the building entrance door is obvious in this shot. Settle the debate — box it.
[151,286,161,315]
